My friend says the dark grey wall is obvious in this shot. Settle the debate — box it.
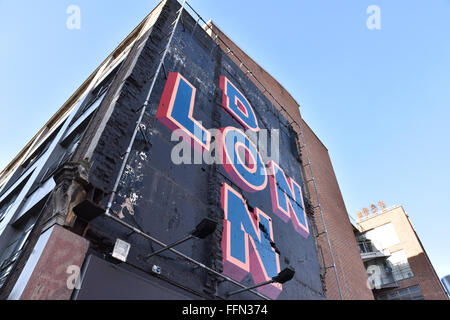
[74,255,198,300]
[84,0,324,300]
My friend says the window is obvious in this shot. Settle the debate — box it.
[387,250,414,281]
[0,224,34,288]
[376,285,424,300]
[0,190,44,289]
[78,85,107,116]
[365,259,396,287]
[0,176,30,224]
[32,128,85,192]
[0,125,62,199]
[364,223,400,250]
[71,60,123,123]
[20,125,63,174]
[358,240,374,253]
[0,193,18,224]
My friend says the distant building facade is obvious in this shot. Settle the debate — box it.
[442,275,450,297]
[355,204,447,300]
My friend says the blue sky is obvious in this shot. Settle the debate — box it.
[0,1,449,281]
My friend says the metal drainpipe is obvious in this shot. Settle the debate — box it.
[298,136,344,300]
[104,0,186,217]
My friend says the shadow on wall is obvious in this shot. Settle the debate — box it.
[370,252,448,300]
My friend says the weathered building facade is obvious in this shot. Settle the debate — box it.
[0,0,372,300]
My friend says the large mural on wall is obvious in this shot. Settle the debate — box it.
[156,71,309,298]
[104,7,324,300]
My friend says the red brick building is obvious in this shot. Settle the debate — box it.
[356,205,447,300]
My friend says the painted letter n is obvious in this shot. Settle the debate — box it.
[267,161,310,239]
[221,183,282,299]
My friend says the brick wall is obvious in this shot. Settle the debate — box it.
[358,206,448,300]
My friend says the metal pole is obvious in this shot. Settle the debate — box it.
[104,211,270,300]
[144,234,194,259]
[105,0,187,217]
[226,279,274,297]
[298,135,344,300]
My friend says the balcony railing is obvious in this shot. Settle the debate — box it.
[359,241,390,262]
[367,266,399,290]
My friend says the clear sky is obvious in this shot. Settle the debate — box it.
[0,1,449,281]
